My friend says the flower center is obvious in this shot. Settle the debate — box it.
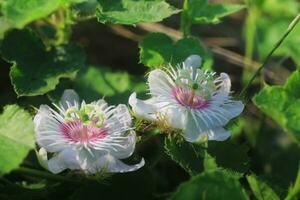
[60,121,107,143]
[172,86,209,109]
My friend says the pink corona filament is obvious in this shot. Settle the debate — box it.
[60,121,107,143]
[172,86,209,109]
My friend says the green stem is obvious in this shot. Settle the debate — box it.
[180,0,191,37]
[239,12,300,98]
[14,167,81,185]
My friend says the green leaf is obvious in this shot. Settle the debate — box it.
[285,167,300,200]
[170,170,249,200]
[207,141,250,173]
[257,18,300,67]
[253,70,300,141]
[0,0,84,27]
[1,0,62,29]
[0,105,35,176]
[247,175,280,200]
[0,29,85,97]
[139,32,212,69]
[189,1,245,24]
[49,66,147,104]
[164,137,204,176]
[253,86,288,127]
[96,0,180,25]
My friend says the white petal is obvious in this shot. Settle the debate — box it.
[183,113,230,142]
[183,112,205,142]
[113,104,132,130]
[128,92,158,121]
[206,127,230,141]
[36,148,49,170]
[218,73,231,96]
[148,69,174,96]
[222,100,244,118]
[93,154,145,173]
[34,105,69,153]
[60,89,80,110]
[165,106,188,129]
[108,131,137,159]
[184,55,202,68]
[48,148,79,174]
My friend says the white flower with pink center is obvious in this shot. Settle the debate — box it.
[34,89,144,174]
[129,55,244,142]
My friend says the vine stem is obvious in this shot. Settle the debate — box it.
[239,12,300,98]
[180,0,191,37]
[14,167,82,185]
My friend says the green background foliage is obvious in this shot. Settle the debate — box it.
[0,0,299,199]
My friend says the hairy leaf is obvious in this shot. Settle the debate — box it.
[170,170,249,200]
[253,70,300,141]
[164,137,204,176]
[0,105,35,176]
[0,29,85,96]
[139,32,212,69]
[247,175,280,200]
[208,141,250,173]
[96,0,180,25]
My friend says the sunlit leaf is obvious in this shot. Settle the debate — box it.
[257,18,300,67]
[139,32,212,69]
[170,170,249,200]
[0,105,35,176]
[0,29,85,96]
[96,0,180,25]
[253,70,300,141]
[189,1,245,24]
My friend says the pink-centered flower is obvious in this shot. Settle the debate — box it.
[34,90,144,174]
[129,55,244,142]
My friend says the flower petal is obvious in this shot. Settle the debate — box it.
[148,69,174,97]
[183,113,230,142]
[60,89,80,111]
[184,55,202,68]
[206,127,230,141]
[218,73,231,96]
[93,154,145,173]
[222,100,244,118]
[129,92,158,121]
[34,105,69,153]
[183,112,206,142]
[108,131,137,159]
[36,148,49,170]
[165,106,188,129]
[48,148,79,174]
[107,104,132,135]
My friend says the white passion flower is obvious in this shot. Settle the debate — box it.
[34,89,144,174]
[129,55,244,142]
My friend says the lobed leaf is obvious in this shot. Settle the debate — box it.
[189,1,245,24]
[0,29,85,96]
[253,70,300,141]
[49,66,147,104]
[0,105,35,176]
[207,141,250,173]
[170,169,249,200]
[139,32,212,69]
[164,137,204,176]
[96,0,180,25]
